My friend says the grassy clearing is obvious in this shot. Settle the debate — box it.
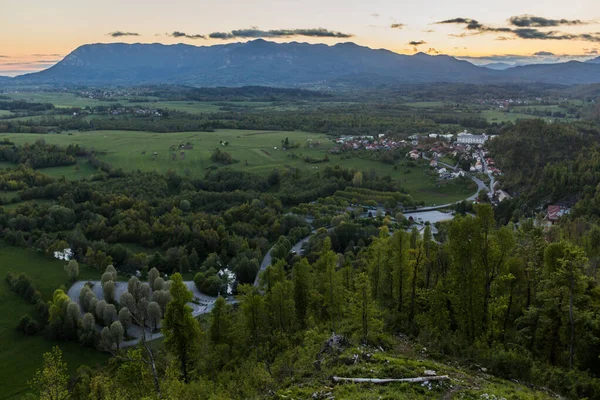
[0,245,108,399]
[277,344,555,399]
[0,110,14,117]
[404,101,445,108]
[38,160,100,180]
[0,130,475,205]
[5,92,111,108]
[480,110,546,123]
[0,161,17,169]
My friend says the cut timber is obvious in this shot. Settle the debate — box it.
[332,375,449,384]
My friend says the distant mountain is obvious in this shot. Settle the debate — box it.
[500,61,600,85]
[15,41,494,87]
[15,40,600,87]
[587,56,600,64]
[0,76,12,83]
[479,63,515,70]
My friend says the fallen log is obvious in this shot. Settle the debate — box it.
[332,375,449,384]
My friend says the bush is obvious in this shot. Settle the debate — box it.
[6,272,41,304]
[17,314,40,335]
[484,347,533,381]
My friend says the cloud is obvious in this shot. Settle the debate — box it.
[495,36,515,41]
[509,15,587,27]
[409,40,427,46]
[427,48,440,54]
[0,55,8,58]
[168,31,206,39]
[584,48,599,54]
[370,13,380,17]
[423,29,435,33]
[30,53,62,57]
[533,51,555,56]
[512,28,600,41]
[209,32,233,39]
[438,16,600,42]
[390,23,405,29]
[436,17,511,34]
[108,31,140,37]
[208,27,353,39]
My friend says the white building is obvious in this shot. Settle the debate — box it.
[457,134,488,145]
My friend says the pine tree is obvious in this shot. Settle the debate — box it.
[162,273,202,382]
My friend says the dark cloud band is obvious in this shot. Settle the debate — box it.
[208,28,353,40]
[509,15,587,27]
[438,16,600,43]
[108,31,140,38]
[168,31,206,39]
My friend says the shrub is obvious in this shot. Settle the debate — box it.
[484,347,533,381]
[17,314,40,335]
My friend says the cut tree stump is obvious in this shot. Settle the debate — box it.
[332,375,449,384]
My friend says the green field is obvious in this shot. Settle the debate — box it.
[0,130,476,205]
[0,245,108,399]
[403,101,446,108]
[480,110,546,122]
[3,92,304,115]
[5,92,110,108]
[0,110,14,117]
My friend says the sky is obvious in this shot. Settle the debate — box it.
[1,0,600,76]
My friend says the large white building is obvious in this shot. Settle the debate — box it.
[457,134,488,145]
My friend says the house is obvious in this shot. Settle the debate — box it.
[408,150,420,160]
[546,205,570,223]
[437,167,447,175]
[496,190,511,202]
[429,159,438,168]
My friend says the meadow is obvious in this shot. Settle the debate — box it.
[0,130,476,205]
[0,245,108,399]
[3,92,318,115]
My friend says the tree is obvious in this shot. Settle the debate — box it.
[64,259,79,282]
[162,273,202,383]
[292,258,311,329]
[80,313,96,346]
[103,280,115,304]
[349,272,383,344]
[147,301,162,332]
[148,267,160,289]
[110,321,125,350]
[29,346,69,400]
[105,265,118,281]
[118,307,132,332]
[119,292,137,315]
[152,289,172,314]
[100,326,114,352]
[103,304,117,326]
[267,280,296,334]
[153,277,166,291]
[209,296,232,345]
[238,284,267,346]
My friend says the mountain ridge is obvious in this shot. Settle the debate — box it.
[11,40,600,87]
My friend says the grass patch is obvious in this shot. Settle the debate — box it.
[0,244,108,399]
[38,160,100,180]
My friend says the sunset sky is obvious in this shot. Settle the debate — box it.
[1,0,600,76]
